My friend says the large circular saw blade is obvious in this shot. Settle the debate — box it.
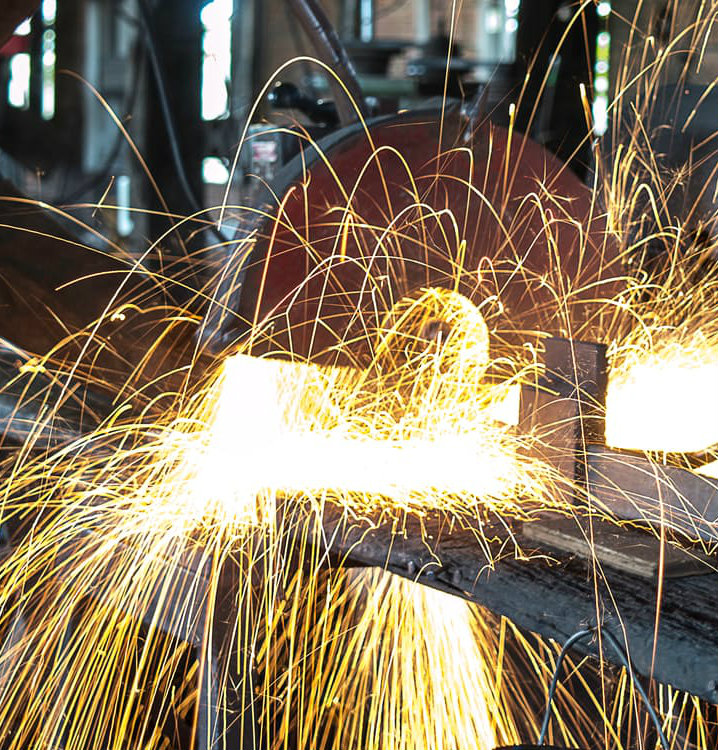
[220,109,621,362]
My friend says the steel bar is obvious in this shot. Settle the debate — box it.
[587,445,718,544]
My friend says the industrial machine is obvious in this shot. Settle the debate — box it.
[0,1,717,750]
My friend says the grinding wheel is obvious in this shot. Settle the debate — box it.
[212,108,622,362]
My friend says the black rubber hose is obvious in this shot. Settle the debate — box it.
[537,627,669,750]
[285,0,368,126]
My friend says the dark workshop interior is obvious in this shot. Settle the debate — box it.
[1,1,718,749]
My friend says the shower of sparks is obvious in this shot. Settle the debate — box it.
[1,1,718,748]
[179,286,541,521]
[0,286,554,750]
[283,568,509,750]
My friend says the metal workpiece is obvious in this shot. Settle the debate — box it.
[519,336,718,545]
[586,445,718,545]
[519,337,609,487]
[317,505,718,704]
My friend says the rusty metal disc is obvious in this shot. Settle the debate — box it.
[219,108,621,363]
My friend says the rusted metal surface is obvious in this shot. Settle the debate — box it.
[0,0,39,49]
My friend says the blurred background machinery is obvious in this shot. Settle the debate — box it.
[0,0,610,261]
[1,0,714,284]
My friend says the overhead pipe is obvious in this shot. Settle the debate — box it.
[286,0,368,126]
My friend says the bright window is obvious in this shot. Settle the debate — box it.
[201,0,233,121]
